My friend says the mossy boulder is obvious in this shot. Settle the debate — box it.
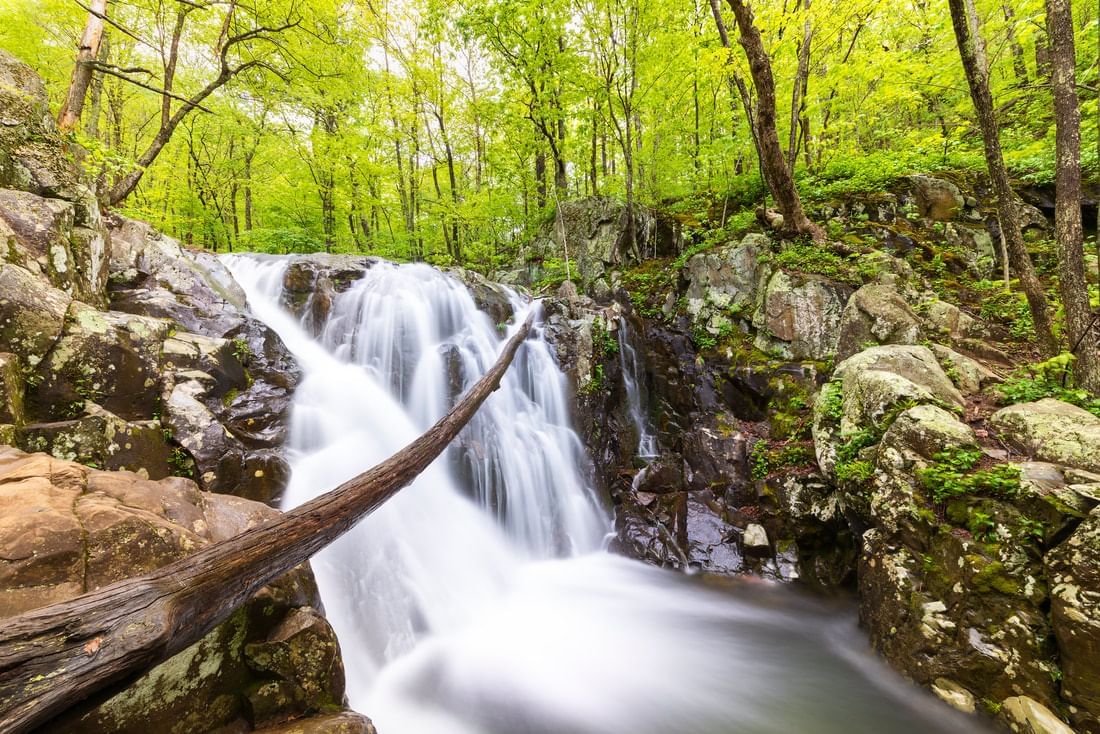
[507,196,680,292]
[1046,511,1100,731]
[0,188,107,305]
[990,399,1100,474]
[0,262,72,373]
[16,404,173,476]
[0,50,87,204]
[930,344,1001,396]
[684,233,770,333]
[835,283,922,361]
[752,270,850,360]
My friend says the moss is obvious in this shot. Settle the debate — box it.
[969,557,1022,596]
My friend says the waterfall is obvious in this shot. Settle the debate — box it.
[225,254,983,734]
[617,316,659,459]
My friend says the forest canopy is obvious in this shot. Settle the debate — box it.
[1,0,1096,271]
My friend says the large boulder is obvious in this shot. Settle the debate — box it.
[835,284,922,361]
[0,188,107,304]
[907,175,964,221]
[752,270,850,360]
[0,447,366,733]
[107,217,299,501]
[684,234,771,334]
[813,344,965,476]
[0,262,72,373]
[1046,511,1100,731]
[990,399,1100,474]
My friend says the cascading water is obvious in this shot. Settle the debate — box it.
[225,254,986,734]
[616,316,659,459]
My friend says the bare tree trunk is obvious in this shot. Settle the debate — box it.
[948,0,1057,356]
[1046,0,1100,391]
[243,148,254,231]
[708,0,762,171]
[58,0,108,132]
[788,0,812,164]
[83,35,109,140]
[725,0,822,240]
[1002,3,1029,86]
[0,315,534,734]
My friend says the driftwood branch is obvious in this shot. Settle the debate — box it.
[0,313,535,734]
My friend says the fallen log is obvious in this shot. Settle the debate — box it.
[0,313,535,734]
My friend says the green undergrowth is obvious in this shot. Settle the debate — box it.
[996,353,1100,418]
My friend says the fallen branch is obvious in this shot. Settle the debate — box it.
[0,312,535,733]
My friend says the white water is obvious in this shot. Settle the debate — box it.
[225,255,986,734]
[617,316,659,459]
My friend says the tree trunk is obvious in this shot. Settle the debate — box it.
[83,34,109,140]
[1046,0,1100,391]
[788,0,812,165]
[1002,3,1029,86]
[948,0,1057,356]
[725,0,822,240]
[0,315,534,734]
[57,0,108,133]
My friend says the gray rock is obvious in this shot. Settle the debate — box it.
[835,284,922,361]
[752,270,850,360]
[990,399,1100,473]
[907,175,964,221]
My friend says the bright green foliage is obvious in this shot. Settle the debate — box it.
[0,0,1094,268]
[917,447,1021,505]
[997,353,1100,417]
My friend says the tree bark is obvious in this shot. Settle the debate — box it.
[1045,0,1100,391]
[58,0,109,133]
[788,0,812,165]
[0,314,534,734]
[1002,3,1029,86]
[948,0,1057,356]
[725,0,822,240]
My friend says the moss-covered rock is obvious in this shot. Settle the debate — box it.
[0,50,87,205]
[1046,511,1100,731]
[752,270,850,360]
[835,283,922,361]
[990,399,1100,474]
[0,262,72,373]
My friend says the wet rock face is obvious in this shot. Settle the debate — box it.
[105,216,300,501]
[279,254,377,335]
[0,447,367,734]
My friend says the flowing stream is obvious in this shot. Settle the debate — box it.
[225,255,985,734]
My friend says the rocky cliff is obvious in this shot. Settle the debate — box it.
[0,50,369,733]
[531,175,1100,733]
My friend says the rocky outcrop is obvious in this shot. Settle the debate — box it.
[0,447,368,733]
[0,51,297,502]
[503,197,681,293]
[809,339,1100,731]
[752,270,850,361]
[990,400,1100,475]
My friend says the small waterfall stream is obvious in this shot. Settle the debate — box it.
[617,316,659,459]
[225,254,985,734]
